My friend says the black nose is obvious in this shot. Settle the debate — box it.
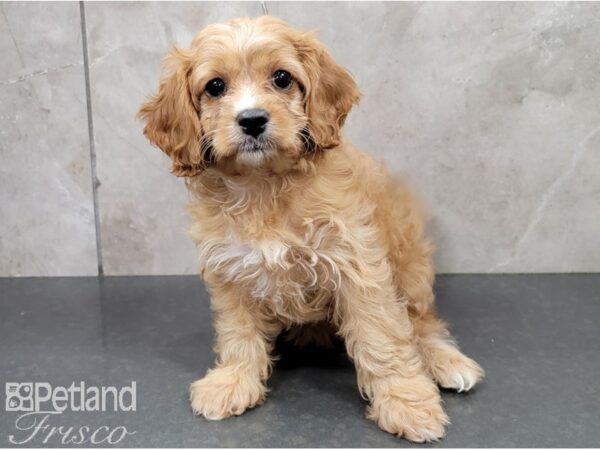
[237,108,269,137]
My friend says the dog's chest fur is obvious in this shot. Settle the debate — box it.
[196,214,343,323]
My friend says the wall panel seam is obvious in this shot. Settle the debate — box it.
[79,1,104,276]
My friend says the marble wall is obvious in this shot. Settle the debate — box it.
[1,2,599,276]
[0,2,98,276]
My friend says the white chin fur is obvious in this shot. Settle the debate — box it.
[236,149,268,167]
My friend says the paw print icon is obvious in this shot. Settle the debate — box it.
[5,383,34,412]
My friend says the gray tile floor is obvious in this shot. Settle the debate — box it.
[0,275,599,447]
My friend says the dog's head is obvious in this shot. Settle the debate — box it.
[138,16,360,176]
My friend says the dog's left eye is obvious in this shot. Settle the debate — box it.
[272,70,293,90]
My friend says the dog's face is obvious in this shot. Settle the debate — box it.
[139,16,360,176]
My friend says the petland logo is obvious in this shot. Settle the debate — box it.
[4,382,137,445]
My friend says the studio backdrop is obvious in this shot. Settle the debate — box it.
[1,1,599,277]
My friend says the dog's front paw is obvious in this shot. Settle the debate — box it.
[190,366,266,420]
[367,375,449,442]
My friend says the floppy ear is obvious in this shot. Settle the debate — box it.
[295,32,360,150]
[138,48,204,177]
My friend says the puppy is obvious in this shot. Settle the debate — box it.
[139,16,484,442]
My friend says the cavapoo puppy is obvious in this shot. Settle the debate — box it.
[139,16,483,442]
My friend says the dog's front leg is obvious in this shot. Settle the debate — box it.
[190,284,281,420]
[336,257,448,442]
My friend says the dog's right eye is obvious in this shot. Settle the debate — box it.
[205,78,226,98]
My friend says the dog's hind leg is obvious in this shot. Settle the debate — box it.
[412,310,484,392]
[392,247,484,392]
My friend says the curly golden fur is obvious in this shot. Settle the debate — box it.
[138,16,484,442]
